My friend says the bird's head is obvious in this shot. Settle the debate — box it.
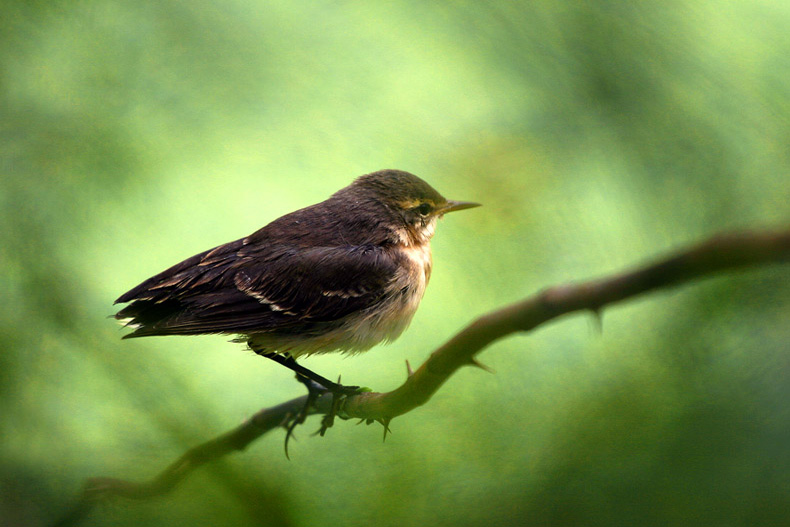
[341,169,481,245]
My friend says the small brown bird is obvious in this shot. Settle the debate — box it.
[115,169,479,396]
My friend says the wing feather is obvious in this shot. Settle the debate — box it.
[115,239,398,338]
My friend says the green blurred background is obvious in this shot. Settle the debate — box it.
[2,1,789,526]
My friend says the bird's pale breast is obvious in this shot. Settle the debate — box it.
[248,242,432,358]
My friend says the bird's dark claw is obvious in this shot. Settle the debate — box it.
[316,383,361,436]
[283,375,364,457]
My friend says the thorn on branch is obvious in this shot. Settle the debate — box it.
[466,357,494,373]
[405,359,414,378]
[379,418,392,442]
[590,307,603,333]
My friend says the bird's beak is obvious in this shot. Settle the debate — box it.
[439,200,482,214]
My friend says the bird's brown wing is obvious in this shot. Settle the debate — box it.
[114,239,399,338]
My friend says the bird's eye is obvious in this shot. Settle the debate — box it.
[416,203,432,216]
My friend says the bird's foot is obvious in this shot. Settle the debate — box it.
[282,376,323,458]
[315,379,369,437]
[282,374,366,457]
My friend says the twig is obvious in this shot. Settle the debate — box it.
[55,228,790,526]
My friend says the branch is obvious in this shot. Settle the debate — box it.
[56,228,790,526]
[344,228,790,420]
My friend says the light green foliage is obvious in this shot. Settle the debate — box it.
[1,2,788,526]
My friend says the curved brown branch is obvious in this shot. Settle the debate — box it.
[343,228,790,420]
[56,228,790,526]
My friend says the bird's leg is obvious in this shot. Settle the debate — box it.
[256,351,359,395]
[256,351,359,453]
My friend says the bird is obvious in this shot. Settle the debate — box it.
[114,169,480,409]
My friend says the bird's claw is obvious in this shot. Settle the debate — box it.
[283,376,366,456]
